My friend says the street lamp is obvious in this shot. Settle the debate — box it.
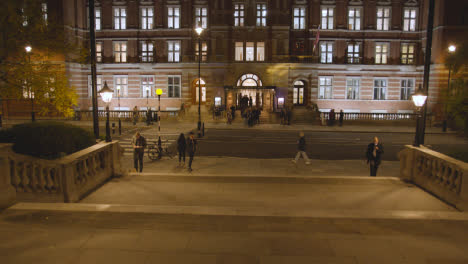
[25,45,35,122]
[443,44,456,132]
[412,84,428,147]
[98,81,114,142]
[195,21,203,137]
[156,88,163,149]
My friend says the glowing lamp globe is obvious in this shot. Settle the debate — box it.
[156,88,163,96]
[98,81,114,103]
[448,45,456,53]
[25,46,32,53]
[412,89,427,108]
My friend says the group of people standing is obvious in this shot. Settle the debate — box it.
[242,107,261,127]
[327,109,344,126]
[280,107,292,125]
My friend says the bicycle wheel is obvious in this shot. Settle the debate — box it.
[147,145,160,161]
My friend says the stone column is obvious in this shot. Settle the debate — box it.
[0,144,16,209]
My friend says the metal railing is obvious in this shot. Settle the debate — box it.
[319,112,419,121]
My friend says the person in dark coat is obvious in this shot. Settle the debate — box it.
[230,105,236,120]
[366,137,384,176]
[329,109,335,126]
[292,131,310,164]
[177,133,186,167]
[339,109,344,126]
[131,132,147,173]
[187,132,197,172]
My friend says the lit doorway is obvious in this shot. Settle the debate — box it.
[293,80,305,105]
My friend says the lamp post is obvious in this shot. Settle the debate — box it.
[195,22,203,137]
[25,45,35,122]
[98,81,114,142]
[412,84,428,147]
[443,44,456,132]
[156,88,163,148]
[117,88,121,135]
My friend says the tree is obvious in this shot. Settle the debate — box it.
[0,0,86,117]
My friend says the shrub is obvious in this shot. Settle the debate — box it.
[10,122,95,159]
[0,129,15,143]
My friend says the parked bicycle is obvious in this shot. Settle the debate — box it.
[147,139,174,161]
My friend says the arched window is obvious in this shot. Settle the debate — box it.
[194,78,206,102]
[237,74,263,87]
[293,80,305,105]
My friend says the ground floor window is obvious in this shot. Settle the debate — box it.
[374,79,387,100]
[400,79,414,100]
[319,77,333,99]
[114,75,128,97]
[141,76,154,97]
[194,78,206,102]
[168,76,181,97]
[346,79,360,100]
[88,75,102,98]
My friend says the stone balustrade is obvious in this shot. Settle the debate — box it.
[0,141,123,206]
[399,145,468,211]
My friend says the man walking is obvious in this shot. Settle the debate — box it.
[366,136,384,176]
[187,132,197,172]
[292,131,310,165]
[132,132,147,173]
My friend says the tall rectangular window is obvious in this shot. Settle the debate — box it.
[168,7,180,29]
[400,79,414,100]
[113,7,126,30]
[403,8,417,31]
[375,43,389,64]
[140,41,154,62]
[114,76,128,97]
[88,75,102,98]
[195,41,208,62]
[42,3,47,24]
[246,42,255,61]
[401,43,415,65]
[348,7,361,30]
[376,7,390,30]
[347,43,361,64]
[195,7,208,29]
[113,42,127,63]
[346,79,360,100]
[235,42,244,61]
[293,7,306,29]
[256,4,267,26]
[319,77,333,99]
[321,7,334,29]
[95,8,102,30]
[256,42,265,61]
[320,42,333,63]
[168,76,181,98]
[167,41,180,62]
[374,79,387,100]
[96,42,103,62]
[141,7,153,29]
[141,76,155,97]
[234,4,245,27]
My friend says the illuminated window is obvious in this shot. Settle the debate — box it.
[319,77,333,99]
[293,7,306,29]
[400,79,414,100]
[234,4,244,26]
[195,7,208,29]
[403,8,417,31]
[167,41,180,62]
[140,41,154,62]
[114,7,126,29]
[168,7,180,29]
[141,76,154,97]
[376,7,390,30]
[346,79,360,100]
[87,75,102,98]
[320,42,333,63]
[256,42,265,61]
[401,43,415,65]
[141,7,153,29]
[348,7,361,30]
[195,41,208,62]
[256,4,267,26]
[375,43,389,64]
[195,79,206,102]
[235,42,244,61]
[96,42,103,62]
[347,43,361,64]
[374,79,387,100]
[168,76,181,98]
[321,7,334,29]
[114,76,128,97]
[113,41,127,63]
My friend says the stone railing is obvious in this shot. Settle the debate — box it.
[399,145,468,211]
[0,141,123,206]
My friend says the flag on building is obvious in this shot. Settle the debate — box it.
[313,24,320,54]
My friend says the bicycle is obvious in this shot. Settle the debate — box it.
[147,139,175,161]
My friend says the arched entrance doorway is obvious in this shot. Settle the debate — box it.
[192,78,206,104]
[293,80,307,106]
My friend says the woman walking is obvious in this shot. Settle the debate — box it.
[177,133,186,167]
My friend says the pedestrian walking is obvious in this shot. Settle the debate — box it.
[292,132,311,165]
[131,132,147,173]
[339,109,344,126]
[187,132,197,172]
[366,136,384,176]
[177,133,186,167]
[132,106,138,125]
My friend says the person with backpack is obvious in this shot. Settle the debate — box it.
[187,132,197,172]
[177,133,186,167]
[292,131,310,165]
[131,132,147,173]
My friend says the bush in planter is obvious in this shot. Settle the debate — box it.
[11,122,95,159]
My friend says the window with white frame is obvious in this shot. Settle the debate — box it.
[87,75,102,98]
[113,7,126,30]
[114,76,128,97]
[234,4,245,27]
[195,41,208,62]
[195,79,206,102]
[168,7,180,29]
[375,43,389,64]
[167,41,180,62]
[347,43,361,64]
[321,7,334,29]
[140,41,154,62]
[256,42,265,61]
[346,78,360,100]
[246,42,254,61]
[348,7,361,30]
[400,79,414,100]
[42,3,47,24]
[195,7,208,29]
[95,8,101,30]
[235,42,244,61]
[141,7,153,29]
[293,7,306,29]
[373,79,387,100]
[168,76,181,98]
[141,76,154,97]
[403,7,417,31]
[256,3,267,26]
[96,42,103,62]
[401,43,415,65]
[320,42,333,63]
[319,77,333,99]
[113,41,127,63]
[376,7,390,30]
